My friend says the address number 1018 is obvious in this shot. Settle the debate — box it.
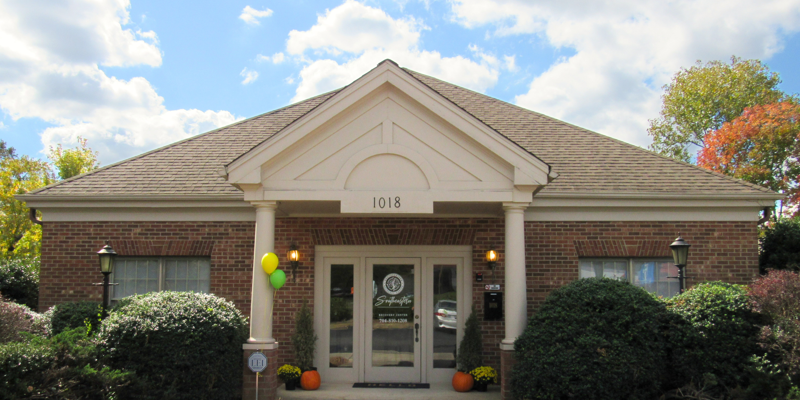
[374,196,401,209]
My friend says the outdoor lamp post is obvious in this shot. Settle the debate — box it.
[287,244,299,282]
[96,241,117,316]
[669,236,691,294]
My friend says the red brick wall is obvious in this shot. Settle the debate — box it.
[40,218,758,384]
[39,221,255,313]
[524,221,759,312]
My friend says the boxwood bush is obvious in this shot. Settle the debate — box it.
[511,278,674,400]
[666,282,762,389]
[0,327,138,400]
[51,301,103,335]
[0,257,39,310]
[99,291,248,400]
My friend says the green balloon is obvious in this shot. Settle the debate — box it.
[270,269,286,290]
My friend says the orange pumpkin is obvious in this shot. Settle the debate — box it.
[300,370,321,390]
[452,371,474,392]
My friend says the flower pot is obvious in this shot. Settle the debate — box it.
[285,381,296,391]
[475,382,488,392]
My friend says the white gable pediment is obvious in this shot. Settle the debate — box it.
[226,60,552,213]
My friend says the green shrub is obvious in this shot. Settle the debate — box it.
[456,305,482,373]
[51,301,103,335]
[292,301,317,371]
[0,338,55,399]
[0,257,39,310]
[99,291,248,400]
[760,218,800,274]
[0,327,137,400]
[667,282,762,389]
[511,278,672,400]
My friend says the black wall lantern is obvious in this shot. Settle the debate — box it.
[486,249,497,271]
[669,236,691,294]
[287,244,300,282]
[96,241,118,316]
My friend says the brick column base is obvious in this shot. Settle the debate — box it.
[243,345,278,400]
[500,348,517,400]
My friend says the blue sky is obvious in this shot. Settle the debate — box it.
[1,0,799,166]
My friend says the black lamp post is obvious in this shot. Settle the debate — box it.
[669,236,691,294]
[96,241,117,316]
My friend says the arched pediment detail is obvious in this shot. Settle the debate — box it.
[335,144,439,190]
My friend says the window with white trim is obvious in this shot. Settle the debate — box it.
[111,257,211,300]
[579,258,680,298]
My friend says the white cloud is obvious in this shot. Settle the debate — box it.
[287,0,425,56]
[0,0,238,164]
[503,55,517,72]
[448,0,800,147]
[285,1,500,102]
[239,6,273,25]
[284,76,295,85]
[240,67,259,85]
[256,52,286,64]
[0,122,5,129]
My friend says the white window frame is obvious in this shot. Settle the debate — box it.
[111,257,211,301]
[579,258,679,297]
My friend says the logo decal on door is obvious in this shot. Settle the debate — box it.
[382,273,405,295]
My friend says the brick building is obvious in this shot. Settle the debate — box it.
[21,60,779,399]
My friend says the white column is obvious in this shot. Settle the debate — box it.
[501,202,528,350]
[248,201,277,344]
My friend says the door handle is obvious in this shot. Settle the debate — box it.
[414,322,419,342]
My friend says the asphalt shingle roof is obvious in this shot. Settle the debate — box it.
[28,66,774,198]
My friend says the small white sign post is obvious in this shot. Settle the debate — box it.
[248,352,268,400]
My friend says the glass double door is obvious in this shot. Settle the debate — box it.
[321,251,464,384]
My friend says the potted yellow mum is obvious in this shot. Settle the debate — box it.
[277,364,301,390]
[469,366,497,392]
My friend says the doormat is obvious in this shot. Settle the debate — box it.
[353,383,430,389]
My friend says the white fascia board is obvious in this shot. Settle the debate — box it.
[534,191,782,204]
[42,207,256,222]
[19,194,247,209]
[225,61,550,186]
[526,192,776,222]
[21,195,255,222]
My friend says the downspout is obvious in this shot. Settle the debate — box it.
[757,207,772,225]
[29,208,43,226]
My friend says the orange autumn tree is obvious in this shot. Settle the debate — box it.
[698,102,800,217]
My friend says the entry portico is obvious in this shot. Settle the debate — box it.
[228,60,554,378]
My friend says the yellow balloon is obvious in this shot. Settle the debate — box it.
[261,252,279,275]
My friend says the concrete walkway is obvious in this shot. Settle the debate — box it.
[277,383,501,400]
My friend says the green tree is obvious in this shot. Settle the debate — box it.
[0,149,52,261]
[0,140,16,160]
[48,137,99,180]
[648,57,787,162]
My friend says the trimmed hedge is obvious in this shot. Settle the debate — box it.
[511,278,673,400]
[0,257,39,310]
[99,291,248,400]
[667,282,762,388]
[0,327,137,400]
[51,301,103,335]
